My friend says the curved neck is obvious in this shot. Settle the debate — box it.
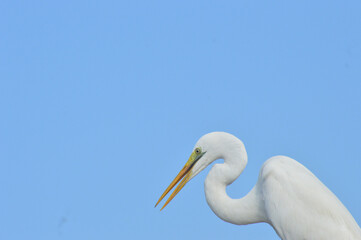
[204,148,266,225]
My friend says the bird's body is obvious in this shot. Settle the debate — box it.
[156,132,361,240]
[261,156,360,239]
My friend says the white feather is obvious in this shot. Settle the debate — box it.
[191,132,361,240]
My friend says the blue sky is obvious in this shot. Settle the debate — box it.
[1,1,361,239]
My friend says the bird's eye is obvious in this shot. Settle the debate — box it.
[195,148,201,154]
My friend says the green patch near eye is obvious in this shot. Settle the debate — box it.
[195,147,201,154]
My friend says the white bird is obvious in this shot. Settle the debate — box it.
[155,132,361,240]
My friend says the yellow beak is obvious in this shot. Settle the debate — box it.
[155,152,197,210]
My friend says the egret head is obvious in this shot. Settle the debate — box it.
[155,132,241,210]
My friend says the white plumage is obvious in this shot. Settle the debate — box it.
[156,132,361,240]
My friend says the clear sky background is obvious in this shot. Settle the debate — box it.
[1,1,361,240]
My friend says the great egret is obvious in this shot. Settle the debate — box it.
[155,132,361,240]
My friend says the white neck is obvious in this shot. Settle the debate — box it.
[204,145,266,225]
